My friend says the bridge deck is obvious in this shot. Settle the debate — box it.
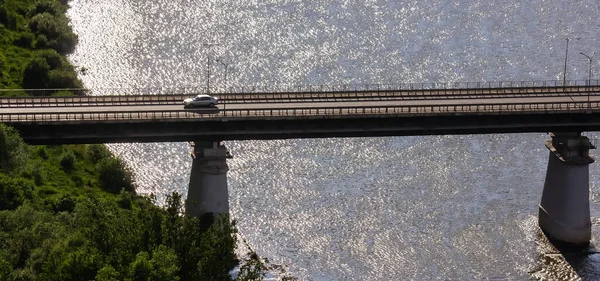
[2,85,600,144]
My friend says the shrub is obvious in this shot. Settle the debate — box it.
[54,194,76,212]
[22,57,50,89]
[87,144,111,163]
[31,162,44,185]
[60,151,76,172]
[14,32,34,48]
[36,33,49,48]
[29,13,60,39]
[38,49,63,69]
[96,265,120,281]
[48,69,81,88]
[96,157,134,194]
[0,123,28,172]
[117,189,133,209]
[28,12,78,55]
[35,146,49,160]
[0,6,16,29]
[0,173,34,211]
[27,1,64,18]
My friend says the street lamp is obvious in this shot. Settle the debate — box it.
[203,44,215,94]
[580,52,594,85]
[580,51,595,109]
[563,37,580,86]
[216,59,229,91]
[216,58,230,114]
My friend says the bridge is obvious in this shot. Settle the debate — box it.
[2,81,600,144]
[1,80,599,246]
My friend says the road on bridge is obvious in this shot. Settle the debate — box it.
[2,94,599,116]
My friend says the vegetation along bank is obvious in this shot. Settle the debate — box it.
[0,0,266,280]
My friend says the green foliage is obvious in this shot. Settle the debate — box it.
[0,0,82,90]
[0,173,33,210]
[0,191,244,280]
[27,1,64,18]
[37,48,62,69]
[0,252,11,281]
[22,56,50,89]
[59,150,76,172]
[96,265,120,281]
[0,123,28,172]
[13,32,34,48]
[127,251,152,281]
[26,9,77,55]
[48,68,81,88]
[0,0,253,277]
[237,252,267,281]
[87,144,111,163]
[0,5,16,29]
[148,245,180,281]
[117,188,133,209]
[97,157,134,194]
[197,215,238,281]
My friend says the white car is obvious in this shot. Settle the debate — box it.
[183,94,219,108]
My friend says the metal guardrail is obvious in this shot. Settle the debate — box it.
[1,79,599,96]
[1,100,596,123]
[1,85,599,108]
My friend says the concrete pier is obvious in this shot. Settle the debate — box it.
[539,132,595,245]
[186,141,232,218]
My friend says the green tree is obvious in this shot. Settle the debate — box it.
[237,252,266,281]
[60,150,76,172]
[96,157,134,194]
[149,245,180,281]
[48,69,81,88]
[27,1,64,18]
[22,57,50,89]
[0,251,12,281]
[0,5,16,29]
[86,144,111,163]
[96,265,120,281]
[0,123,28,172]
[27,11,77,55]
[197,215,238,281]
[38,49,63,69]
[0,173,33,210]
[127,251,151,281]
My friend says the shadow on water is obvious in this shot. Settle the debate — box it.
[531,229,600,280]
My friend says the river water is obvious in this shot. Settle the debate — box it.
[67,1,600,280]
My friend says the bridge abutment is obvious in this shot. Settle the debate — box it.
[186,141,232,218]
[539,132,595,245]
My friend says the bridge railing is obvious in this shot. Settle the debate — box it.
[1,100,597,123]
[1,79,599,97]
[1,82,600,108]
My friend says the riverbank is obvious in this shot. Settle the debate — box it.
[0,1,246,280]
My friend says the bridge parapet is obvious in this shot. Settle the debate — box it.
[1,79,599,97]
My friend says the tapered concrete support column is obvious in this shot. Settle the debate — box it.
[186,141,232,218]
[539,132,595,245]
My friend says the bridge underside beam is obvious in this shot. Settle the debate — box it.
[8,112,600,144]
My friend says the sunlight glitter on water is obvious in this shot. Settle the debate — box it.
[67,0,600,279]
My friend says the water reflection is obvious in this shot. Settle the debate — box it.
[533,230,600,280]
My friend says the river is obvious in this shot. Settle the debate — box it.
[67,1,600,280]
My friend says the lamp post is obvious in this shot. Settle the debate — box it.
[203,44,214,94]
[580,52,594,85]
[216,59,229,91]
[216,59,230,114]
[580,52,595,109]
[563,38,580,86]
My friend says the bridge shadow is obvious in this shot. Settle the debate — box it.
[532,229,600,280]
